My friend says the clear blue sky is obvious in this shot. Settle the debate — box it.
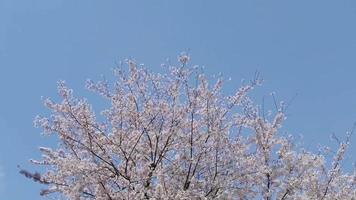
[1,0,356,199]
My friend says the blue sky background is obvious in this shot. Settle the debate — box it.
[1,0,356,199]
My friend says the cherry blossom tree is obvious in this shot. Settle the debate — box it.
[22,55,356,199]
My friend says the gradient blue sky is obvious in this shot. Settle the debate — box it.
[1,0,356,199]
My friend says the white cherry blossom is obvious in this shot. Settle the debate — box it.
[23,56,356,200]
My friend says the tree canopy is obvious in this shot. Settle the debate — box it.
[23,55,355,199]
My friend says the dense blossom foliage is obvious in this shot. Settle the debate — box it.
[23,55,356,199]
